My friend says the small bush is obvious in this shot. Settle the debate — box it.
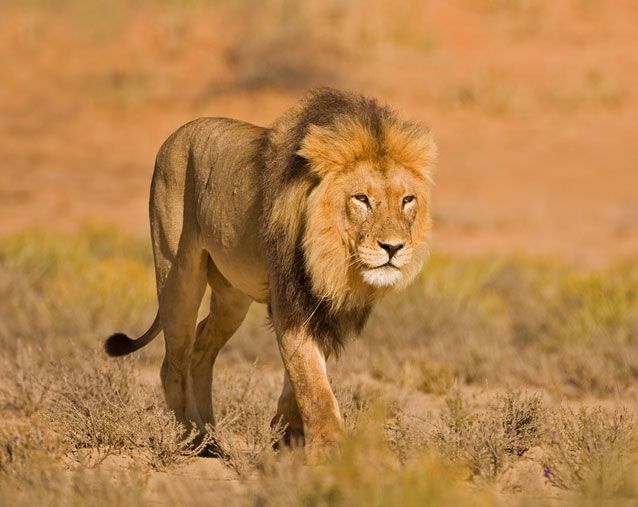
[137,405,213,471]
[384,410,430,464]
[46,357,141,466]
[432,390,545,481]
[543,407,638,497]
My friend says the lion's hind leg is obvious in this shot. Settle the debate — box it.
[191,260,252,426]
[188,259,252,456]
[157,245,208,430]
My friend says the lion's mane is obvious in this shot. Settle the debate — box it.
[260,88,436,354]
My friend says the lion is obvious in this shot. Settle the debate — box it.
[104,88,436,455]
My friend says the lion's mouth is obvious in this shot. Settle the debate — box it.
[369,261,400,270]
[360,263,403,287]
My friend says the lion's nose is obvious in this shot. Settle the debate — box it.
[378,241,404,259]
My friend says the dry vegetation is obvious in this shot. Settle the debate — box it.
[0,225,637,506]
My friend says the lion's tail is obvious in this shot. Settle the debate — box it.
[104,312,161,357]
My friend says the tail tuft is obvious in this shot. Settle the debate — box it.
[104,333,137,357]
[104,313,161,357]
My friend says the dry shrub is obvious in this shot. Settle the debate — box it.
[364,255,638,396]
[490,259,638,395]
[45,357,142,466]
[333,379,431,463]
[432,390,545,482]
[3,227,637,396]
[364,256,513,388]
[542,273,638,395]
[136,405,213,472]
[45,355,211,470]
[333,377,384,432]
[211,365,283,475]
[384,410,430,464]
[543,407,638,498]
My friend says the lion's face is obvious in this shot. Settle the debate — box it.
[336,162,430,289]
[295,114,436,310]
[303,160,432,309]
[335,163,423,288]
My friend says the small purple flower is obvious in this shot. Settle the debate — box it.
[551,431,557,442]
[544,466,551,478]
[12,434,20,444]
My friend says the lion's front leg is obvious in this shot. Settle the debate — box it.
[275,326,342,454]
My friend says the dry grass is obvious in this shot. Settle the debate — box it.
[362,255,638,397]
[0,348,213,471]
[44,357,213,470]
[2,224,637,391]
[211,364,284,476]
[2,0,638,502]
[0,224,155,357]
[1,226,637,505]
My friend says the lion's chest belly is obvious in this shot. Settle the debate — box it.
[210,247,269,303]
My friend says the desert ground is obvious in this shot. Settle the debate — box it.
[1,1,637,506]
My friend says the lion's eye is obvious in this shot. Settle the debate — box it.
[402,195,416,206]
[353,194,370,206]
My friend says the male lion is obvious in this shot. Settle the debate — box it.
[105,88,436,454]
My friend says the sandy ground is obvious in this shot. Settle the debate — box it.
[1,0,637,266]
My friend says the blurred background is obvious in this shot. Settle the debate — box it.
[2,0,637,264]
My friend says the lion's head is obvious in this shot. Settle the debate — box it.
[266,89,436,313]
[299,114,435,309]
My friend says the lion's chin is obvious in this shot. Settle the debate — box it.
[361,266,403,288]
